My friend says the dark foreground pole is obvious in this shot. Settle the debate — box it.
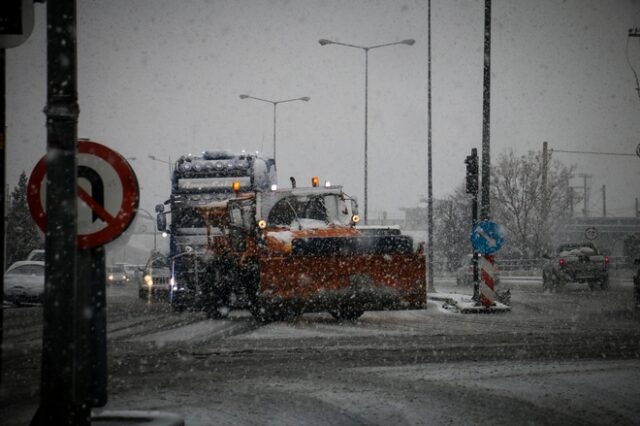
[32,0,87,424]
[0,48,5,387]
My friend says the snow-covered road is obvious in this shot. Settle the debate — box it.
[2,274,639,425]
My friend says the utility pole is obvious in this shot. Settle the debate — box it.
[541,142,549,245]
[578,173,592,217]
[601,184,606,218]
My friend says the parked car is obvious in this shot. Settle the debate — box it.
[139,253,171,300]
[4,261,45,305]
[107,264,129,285]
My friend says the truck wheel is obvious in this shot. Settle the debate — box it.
[329,308,364,321]
[249,304,271,323]
[249,299,302,324]
[205,305,229,319]
[202,293,230,319]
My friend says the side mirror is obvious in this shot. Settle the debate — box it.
[155,203,165,213]
[156,213,167,232]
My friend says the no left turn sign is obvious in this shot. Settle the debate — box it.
[27,140,139,249]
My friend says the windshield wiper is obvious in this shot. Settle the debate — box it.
[285,199,302,230]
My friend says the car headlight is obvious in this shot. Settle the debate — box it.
[144,275,153,287]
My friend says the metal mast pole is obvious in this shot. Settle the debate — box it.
[427,0,434,292]
[480,0,492,220]
[364,48,369,224]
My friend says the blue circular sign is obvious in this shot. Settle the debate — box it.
[470,220,505,255]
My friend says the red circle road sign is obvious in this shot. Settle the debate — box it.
[27,140,139,249]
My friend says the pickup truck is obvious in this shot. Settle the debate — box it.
[542,242,609,291]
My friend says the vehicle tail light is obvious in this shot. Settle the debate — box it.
[559,258,565,266]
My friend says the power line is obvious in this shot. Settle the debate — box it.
[551,149,636,157]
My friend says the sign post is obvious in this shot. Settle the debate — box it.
[470,220,504,307]
[28,140,139,424]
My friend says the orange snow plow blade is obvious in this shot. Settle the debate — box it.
[259,251,426,312]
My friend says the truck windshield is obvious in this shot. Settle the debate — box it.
[266,194,350,228]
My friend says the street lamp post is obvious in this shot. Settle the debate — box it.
[319,38,414,224]
[239,94,310,164]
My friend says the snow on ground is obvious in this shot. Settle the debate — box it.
[96,359,640,426]
[128,319,253,345]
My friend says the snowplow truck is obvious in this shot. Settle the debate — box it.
[197,181,427,322]
[155,150,276,312]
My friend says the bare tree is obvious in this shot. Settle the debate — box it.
[490,149,575,258]
[433,182,472,272]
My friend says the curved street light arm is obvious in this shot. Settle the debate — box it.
[319,39,367,50]
[239,94,276,105]
[319,38,415,51]
[276,96,311,104]
[148,155,170,165]
[368,39,415,50]
[240,94,310,105]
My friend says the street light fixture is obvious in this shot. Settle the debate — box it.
[238,94,310,164]
[319,38,415,224]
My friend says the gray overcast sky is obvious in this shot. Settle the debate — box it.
[6,0,640,221]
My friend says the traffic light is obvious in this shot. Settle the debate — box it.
[465,148,479,195]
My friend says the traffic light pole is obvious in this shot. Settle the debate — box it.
[465,148,480,301]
